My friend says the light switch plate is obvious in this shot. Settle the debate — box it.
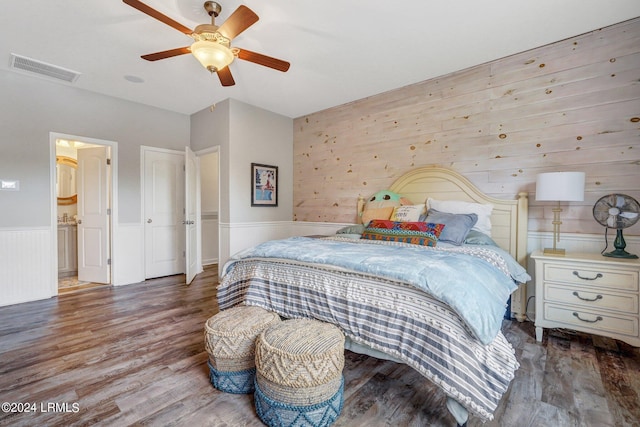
[1,179,20,190]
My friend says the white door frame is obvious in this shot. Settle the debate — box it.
[141,145,204,280]
[50,132,118,295]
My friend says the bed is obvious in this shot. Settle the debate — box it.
[217,166,530,425]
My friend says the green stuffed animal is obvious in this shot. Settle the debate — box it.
[361,190,412,225]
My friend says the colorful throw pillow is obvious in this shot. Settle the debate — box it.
[361,220,445,247]
[421,209,477,246]
[390,205,425,222]
[426,198,493,236]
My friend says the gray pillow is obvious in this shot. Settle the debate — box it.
[421,209,477,245]
[464,230,498,246]
[336,224,365,235]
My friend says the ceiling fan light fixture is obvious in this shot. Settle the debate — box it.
[191,40,234,73]
[124,0,288,86]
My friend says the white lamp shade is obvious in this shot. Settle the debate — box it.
[191,40,234,71]
[536,172,585,201]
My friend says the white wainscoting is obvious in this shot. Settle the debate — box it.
[289,222,351,237]
[219,221,295,274]
[0,227,53,307]
[527,231,640,257]
[5,221,635,310]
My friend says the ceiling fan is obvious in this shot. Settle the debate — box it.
[122,0,290,86]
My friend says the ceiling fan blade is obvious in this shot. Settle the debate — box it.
[216,5,259,40]
[236,48,290,72]
[217,66,236,86]
[141,47,191,61]
[123,0,193,35]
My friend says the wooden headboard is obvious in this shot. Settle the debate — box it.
[357,166,529,321]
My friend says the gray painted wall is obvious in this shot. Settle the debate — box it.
[190,99,293,224]
[0,69,190,226]
[1,69,293,305]
[229,99,293,223]
[191,99,230,223]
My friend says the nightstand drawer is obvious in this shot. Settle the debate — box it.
[544,303,639,338]
[544,264,638,291]
[544,283,639,313]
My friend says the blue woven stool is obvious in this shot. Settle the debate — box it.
[255,376,344,427]
[254,318,345,427]
[204,305,281,394]
[207,362,256,395]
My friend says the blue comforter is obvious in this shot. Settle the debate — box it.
[222,236,530,344]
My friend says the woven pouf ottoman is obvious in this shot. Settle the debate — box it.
[254,318,345,427]
[204,305,281,394]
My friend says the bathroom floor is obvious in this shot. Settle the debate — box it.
[58,276,107,294]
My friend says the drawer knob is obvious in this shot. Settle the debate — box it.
[572,291,603,302]
[573,312,603,323]
[572,271,603,281]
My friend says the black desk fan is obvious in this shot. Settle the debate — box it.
[592,194,640,259]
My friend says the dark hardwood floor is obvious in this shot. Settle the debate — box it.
[1,265,639,426]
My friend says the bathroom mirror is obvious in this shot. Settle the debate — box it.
[56,156,77,205]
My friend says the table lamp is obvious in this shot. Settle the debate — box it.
[536,171,585,255]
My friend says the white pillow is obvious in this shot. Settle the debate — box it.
[390,205,425,222]
[426,198,493,236]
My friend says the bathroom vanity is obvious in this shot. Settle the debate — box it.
[58,223,77,278]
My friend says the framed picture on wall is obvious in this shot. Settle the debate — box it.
[251,163,278,207]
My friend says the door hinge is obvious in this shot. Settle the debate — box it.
[106,158,111,165]
[183,250,186,257]
[107,258,111,265]
[107,208,111,215]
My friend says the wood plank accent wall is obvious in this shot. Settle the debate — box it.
[293,18,640,236]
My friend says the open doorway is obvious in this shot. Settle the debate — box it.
[51,133,117,294]
[197,147,219,267]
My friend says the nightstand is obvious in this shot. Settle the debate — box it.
[531,250,640,347]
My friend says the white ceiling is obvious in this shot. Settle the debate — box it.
[1,1,639,118]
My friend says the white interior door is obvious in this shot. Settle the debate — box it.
[77,146,110,283]
[144,149,185,279]
[185,147,200,284]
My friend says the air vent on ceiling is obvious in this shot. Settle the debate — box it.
[10,53,81,83]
